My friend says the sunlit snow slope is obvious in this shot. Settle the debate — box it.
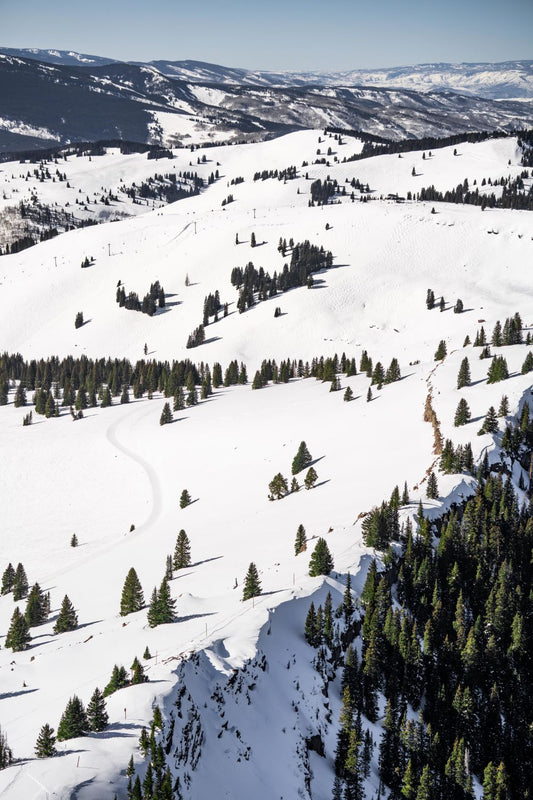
[0,130,532,799]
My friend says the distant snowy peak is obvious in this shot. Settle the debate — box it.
[1,50,532,99]
[145,59,533,100]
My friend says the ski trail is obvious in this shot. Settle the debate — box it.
[105,403,163,532]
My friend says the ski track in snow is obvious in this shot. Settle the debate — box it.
[105,403,163,532]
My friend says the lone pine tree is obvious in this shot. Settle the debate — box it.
[454,398,471,427]
[309,537,333,577]
[86,688,109,732]
[426,470,439,499]
[35,723,57,758]
[457,357,471,389]
[173,529,191,569]
[294,524,307,555]
[120,567,145,616]
[57,696,88,741]
[53,595,78,633]
[268,472,289,500]
[179,489,191,509]
[292,441,313,475]
[160,402,173,425]
[103,665,129,697]
[242,562,261,601]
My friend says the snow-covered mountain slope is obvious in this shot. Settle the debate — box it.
[4,50,533,99]
[0,130,532,798]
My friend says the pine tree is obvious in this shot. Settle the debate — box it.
[25,582,48,626]
[120,567,145,616]
[120,385,130,404]
[497,395,509,417]
[35,723,57,758]
[480,406,498,434]
[426,471,439,499]
[5,606,31,651]
[304,466,318,490]
[13,562,28,600]
[294,524,307,555]
[454,298,464,314]
[131,656,148,685]
[309,538,333,576]
[101,386,112,407]
[103,665,129,697]
[291,441,313,475]
[291,476,300,492]
[426,289,435,309]
[435,340,447,361]
[53,595,78,633]
[160,402,173,425]
[304,601,318,646]
[75,311,84,329]
[173,529,191,569]
[13,382,27,407]
[454,397,471,426]
[402,481,410,505]
[86,688,108,732]
[268,472,289,500]
[147,578,176,626]
[343,572,354,621]
[242,562,261,600]
[70,533,78,547]
[57,695,88,740]
[0,726,13,768]
[179,489,191,508]
[366,387,372,402]
[344,386,354,401]
[457,357,471,389]
[487,355,509,384]
[143,645,152,660]
[1,562,15,594]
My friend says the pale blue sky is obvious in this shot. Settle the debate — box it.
[2,0,532,70]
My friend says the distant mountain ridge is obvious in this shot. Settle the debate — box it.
[1,50,532,154]
[2,48,533,99]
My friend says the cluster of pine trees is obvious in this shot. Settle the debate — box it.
[231,239,333,312]
[116,280,165,316]
[253,165,298,181]
[414,173,533,211]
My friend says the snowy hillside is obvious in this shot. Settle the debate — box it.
[0,130,532,798]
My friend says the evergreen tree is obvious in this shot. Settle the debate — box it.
[147,577,176,626]
[131,656,148,685]
[173,529,191,569]
[0,726,13,769]
[103,665,129,697]
[13,562,28,600]
[344,386,354,401]
[309,538,333,576]
[426,289,435,309]
[291,441,313,475]
[242,562,261,600]
[5,607,31,651]
[497,395,509,417]
[70,533,78,547]
[25,582,48,626]
[457,357,471,389]
[454,298,464,314]
[34,723,57,758]
[53,595,78,633]
[120,568,145,616]
[268,472,289,500]
[366,387,372,402]
[14,382,27,407]
[179,489,191,508]
[75,311,84,329]
[487,355,509,383]
[291,476,300,492]
[435,340,447,361]
[100,386,112,408]
[304,601,318,646]
[57,695,88,740]
[426,470,439,499]
[480,406,498,434]
[160,402,173,425]
[143,646,152,660]
[304,466,318,490]
[1,562,15,594]
[294,524,307,555]
[371,361,385,388]
[454,397,471,426]
[86,688,108,732]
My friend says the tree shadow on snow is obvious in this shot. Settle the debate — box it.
[313,479,331,490]
[0,687,39,700]
[178,611,217,624]
[191,555,224,568]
